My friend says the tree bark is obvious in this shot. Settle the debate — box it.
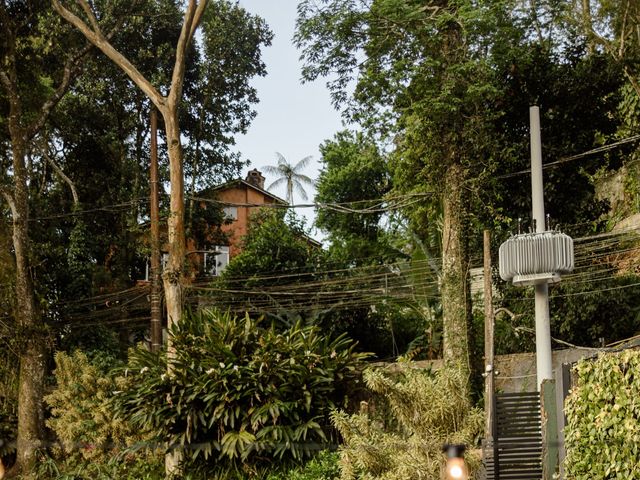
[441,161,471,382]
[8,135,47,478]
[162,109,186,347]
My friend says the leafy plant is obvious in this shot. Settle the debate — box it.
[266,451,340,480]
[113,309,369,474]
[45,350,145,461]
[331,364,483,480]
[564,349,640,478]
[31,450,163,480]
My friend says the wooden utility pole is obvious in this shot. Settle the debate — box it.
[150,107,162,352]
[483,229,495,440]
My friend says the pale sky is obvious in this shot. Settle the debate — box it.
[235,0,346,234]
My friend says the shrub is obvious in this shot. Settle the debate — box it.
[266,451,340,480]
[113,309,369,474]
[564,349,640,479]
[45,350,146,461]
[331,363,483,479]
[33,451,163,480]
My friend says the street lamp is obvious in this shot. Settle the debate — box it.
[442,444,468,480]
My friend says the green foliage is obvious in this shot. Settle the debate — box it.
[267,451,340,480]
[221,210,321,288]
[564,349,640,478]
[45,350,143,462]
[184,0,273,191]
[331,364,483,480]
[31,450,164,480]
[113,310,369,474]
[315,130,398,262]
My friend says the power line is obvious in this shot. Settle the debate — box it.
[496,134,640,179]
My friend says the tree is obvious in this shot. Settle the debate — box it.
[212,209,323,326]
[52,0,206,363]
[264,152,315,204]
[315,130,399,263]
[0,2,92,473]
[296,0,506,382]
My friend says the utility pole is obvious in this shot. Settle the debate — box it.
[483,230,495,440]
[150,107,162,353]
[530,106,553,388]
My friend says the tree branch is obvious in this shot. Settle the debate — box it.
[52,0,165,111]
[38,138,79,206]
[0,186,17,219]
[78,0,101,32]
[0,9,23,136]
[168,0,208,109]
[25,41,94,141]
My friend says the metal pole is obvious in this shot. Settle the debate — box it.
[150,107,162,353]
[530,106,553,389]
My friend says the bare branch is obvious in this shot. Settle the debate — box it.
[53,0,165,111]
[77,0,101,32]
[38,138,79,206]
[0,186,17,219]
[25,41,94,141]
[619,0,631,59]
[168,0,208,109]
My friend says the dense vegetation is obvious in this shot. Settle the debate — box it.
[1,0,639,477]
[564,350,640,478]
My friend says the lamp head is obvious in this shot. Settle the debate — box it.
[442,444,468,480]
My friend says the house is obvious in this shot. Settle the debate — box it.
[194,168,291,277]
[140,169,318,281]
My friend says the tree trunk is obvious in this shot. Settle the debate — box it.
[161,109,185,352]
[441,161,471,382]
[9,137,47,478]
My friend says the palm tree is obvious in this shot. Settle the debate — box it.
[263,152,315,204]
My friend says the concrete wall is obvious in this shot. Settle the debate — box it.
[493,348,600,393]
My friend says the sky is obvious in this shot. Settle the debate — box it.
[235,0,346,235]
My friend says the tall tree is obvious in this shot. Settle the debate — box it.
[315,130,398,263]
[296,0,504,381]
[0,1,91,474]
[264,152,315,204]
[52,0,207,359]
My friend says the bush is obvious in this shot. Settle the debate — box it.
[331,363,483,479]
[45,350,147,461]
[113,309,369,475]
[266,451,340,480]
[33,451,163,480]
[564,349,640,479]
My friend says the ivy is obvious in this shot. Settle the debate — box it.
[564,350,640,479]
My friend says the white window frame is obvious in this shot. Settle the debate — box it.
[223,206,238,221]
[204,246,229,276]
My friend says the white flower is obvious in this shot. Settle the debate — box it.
[330,350,337,359]
[140,366,149,374]
[206,368,216,375]
[160,374,167,381]
[219,362,226,369]
[233,365,239,371]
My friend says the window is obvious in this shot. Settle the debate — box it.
[223,206,238,221]
[204,246,229,276]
